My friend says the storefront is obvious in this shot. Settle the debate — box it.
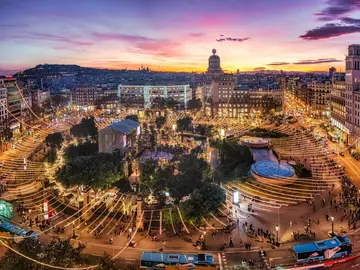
[330,118,349,144]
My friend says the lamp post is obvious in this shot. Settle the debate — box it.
[72,221,76,238]
[275,226,279,245]
[203,231,206,247]
[331,216,334,236]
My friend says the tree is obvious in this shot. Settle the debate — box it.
[155,116,166,129]
[70,116,98,141]
[45,132,63,148]
[95,253,118,270]
[182,182,225,223]
[56,153,124,190]
[139,159,169,198]
[125,114,139,122]
[167,155,210,203]
[151,97,166,109]
[46,147,57,164]
[166,98,179,109]
[31,104,44,118]
[64,142,98,161]
[213,141,253,181]
[235,264,251,270]
[187,98,202,110]
[0,238,87,270]
[51,95,69,108]
[176,116,192,132]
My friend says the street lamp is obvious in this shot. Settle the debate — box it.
[72,221,76,238]
[275,226,279,244]
[331,216,334,236]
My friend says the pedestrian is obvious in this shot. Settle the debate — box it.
[313,204,316,213]
[290,221,292,227]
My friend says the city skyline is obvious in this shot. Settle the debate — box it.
[1,0,360,74]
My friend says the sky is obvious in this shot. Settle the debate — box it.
[0,0,360,74]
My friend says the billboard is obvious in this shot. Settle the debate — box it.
[0,200,13,219]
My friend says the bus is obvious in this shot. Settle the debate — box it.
[140,252,215,269]
[0,217,38,240]
[293,236,352,264]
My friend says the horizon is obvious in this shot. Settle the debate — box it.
[1,63,339,76]
[1,0,360,74]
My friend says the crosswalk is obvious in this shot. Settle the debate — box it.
[218,252,228,270]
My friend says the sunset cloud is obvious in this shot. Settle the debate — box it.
[315,0,360,21]
[267,62,290,66]
[301,0,360,40]
[300,22,360,40]
[216,36,250,42]
[293,58,343,64]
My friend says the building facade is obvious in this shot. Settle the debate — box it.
[306,80,331,117]
[0,77,21,132]
[98,119,140,156]
[204,76,282,119]
[72,86,102,110]
[202,50,282,119]
[329,79,346,141]
[206,49,224,78]
[117,84,191,109]
[344,44,360,144]
[0,87,8,139]
[32,89,50,107]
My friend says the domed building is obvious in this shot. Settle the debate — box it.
[207,49,223,76]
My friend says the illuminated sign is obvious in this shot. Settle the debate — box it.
[43,200,49,220]
[123,134,127,147]
[233,191,239,204]
[137,126,141,135]
[0,200,13,219]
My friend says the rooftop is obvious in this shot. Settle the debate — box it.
[103,119,140,134]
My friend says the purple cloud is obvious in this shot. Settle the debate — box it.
[92,32,183,57]
[315,0,360,21]
[216,36,250,42]
[267,62,290,66]
[293,58,343,64]
[0,23,28,28]
[188,33,205,38]
[341,17,360,24]
[92,32,153,43]
[253,67,266,71]
[6,31,93,46]
[300,23,360,40]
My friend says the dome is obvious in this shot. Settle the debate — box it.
[207,49,223,75]
[209,54,220,60]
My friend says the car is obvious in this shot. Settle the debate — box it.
[339,152,345,156]
[332,150,337,155]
